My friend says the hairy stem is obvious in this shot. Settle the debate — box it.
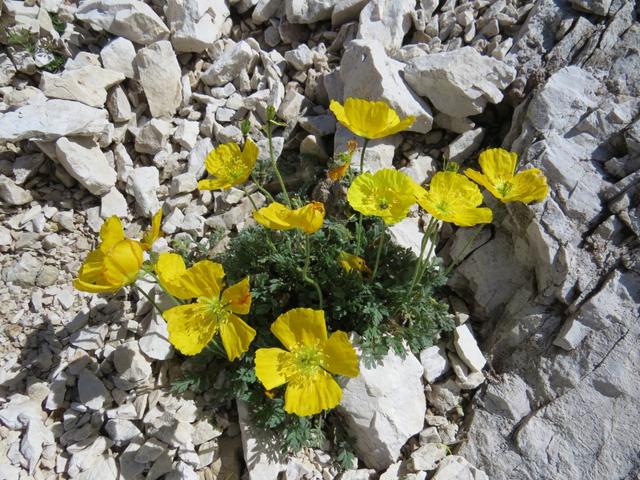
[371,227,386,281]
[354,139,370,255]
[267,121,291,207]
[302,236,323,308]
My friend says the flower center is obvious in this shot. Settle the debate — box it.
[496,180,513,197]
[198,296,227,323]
[435,200,450,214]
[290,344,324,378]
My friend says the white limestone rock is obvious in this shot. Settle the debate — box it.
[113,341,153,390]
[0,175,33,205]
[40,65,124,108]
[405,46,516,118]
[100,186,129,218]
[444,128,486,163]
[410,443,447,472]
[332,0,368,25]
[174,120,200,150]
[420,345,450,383]
[106,86,132,122]
[139,310,174,360]
[75,0,169,45]
[338,344,426,470]
[357,0,415,52]
[135,118,175,154]
[432,455,489,480]
[237,400,287,479]
[340,40,433,133]
[284,44,315,70]
[166,0,230,52]
[570,0,612,16]
[129,167,160,217]
[0,394,46,430]
[201,40,255,87]
[252,0,283,24]
[100,37,137,78]
[388,216,430,258]
[55,137,117,196]
[285,0,336,23]
[0,53,17,86]
[135,41,182,118]
[77,369,109,411]
[0,99,109,142]
[105,419,142,446]
[453,324,486,372]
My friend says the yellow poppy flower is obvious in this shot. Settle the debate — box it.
[414,172,493,227]
[74,216,143,293]
[198,139,259,191]
[329,98,415,140]
[254,308,359,416]
[155,253,255,359]
[339,251,371,274]
[464,148,548,204]
[347,169,418,225]
[253,201,325,234]
[141,209,163,251]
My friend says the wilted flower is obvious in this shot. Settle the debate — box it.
[347,169,418,225]
[465,148,548,204]
[155,253,255,360]
[338,251,371,274]
[198,139,259,191]
[254,308,359,416]
[140,209,163,251]
[254,201,325,234]
[413,172,493,227]
[329,98,415,140]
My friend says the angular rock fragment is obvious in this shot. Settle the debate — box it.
[40,65,124,108]
[285,0,336,24]
[201,40,255,87]
[100,37,137,78]
[453,324,486,372]
[129,167,160,217]
[357,0,414,52]
[405,46,516,118]
[76,0,169,45]
[135,41,182,118]
[166,0,230,52]
[0,100,109,142]
[0,175,33,205]
[55,137,117,196]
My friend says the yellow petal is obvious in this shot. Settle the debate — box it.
[205,142,242,178]
[478,148,517,184]
[99,216,125,252]
[284,371,342,416]
[200,142,254,190]
[289,202,325,234]
[164,304,217,356]
[179,260,225,299]
[155,252,193,299]
[253,202,295,230]
[338,251,371,274]
[74,249,121,293]
[464,168,503,200]
[241,138,259,175]
[347,169,418,224]
[141,209,163,251]
[331,98,415,140]
[449,206,493,227]
[323,331,359,377]
[221,277,252,315]
[504,169,549,204]
[198,178,234,191]
[328,161,350,181]
[219,313,256,361]
[271,308,328,350]
[102,240,143,287]
[255,347,293,390]
[73,278,122,293]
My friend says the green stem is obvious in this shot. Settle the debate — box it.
[371,227,386,281]
[250,173,276,203]
[267,122,291,207]
[354,139,370,256]
[407,217,438,298]
[134,284,164,315]
[302,236,323,309]
[242,185,259,211]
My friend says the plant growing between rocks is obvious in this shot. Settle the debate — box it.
[73,98,548,466]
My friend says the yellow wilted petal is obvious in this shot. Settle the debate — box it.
[338,251,371,274]
[328,162,350,181]
[347,169,418,224]
[179,260,225,299]
[289,202,325,234]
[101,240,143,287]
[323,331,359,377]
[284,371,342,416]
[254,202,325,234]
[330,98,415,140]
[218,313,256,361]
[99,216,125,252]
[253,202,295,230]
[221,277,252,315]
[255,348,293,390]
[164,304,217,356]
[271,308,328,351]
[155,253,193,299]
[141,209,163,251]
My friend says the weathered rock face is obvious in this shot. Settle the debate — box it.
[338,346,426,471]
[450,2,640,478]
[135,41,182,119]
[39,66,125,107]
[166,0,230,52]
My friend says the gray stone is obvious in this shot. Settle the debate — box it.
[113,341,153,389]
[332,0,368,26]
[105,419,142,446]
[405,47,516,118]
[2,253,42,286]
[0,53,17,86]
[76,0,170,45]
[201,40,255,86]
[77,369,109,411]
[444,128,485,163]
[426,379,461,414]
[570,0,612,16]
[410,443,447,472]
[357,0,415,52]
[135,118,174,154]
[432,456,488,480]
[100,37,137,78]
[166,0,230,52]
[139,310,174,360]
[420,345,450,383]
[284,44,315,71]
[55,137,117,196]
[339,345,425,470]
[13,154,45,185]
[0,99,109,142]
[135,41,182,118]
[454,324,486,372]
[340,40,433,134]
[40,65,124,108]
[0,175,33,205]
[106,86,132,122]
[100,187,129,218]
[285,0,336,23]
